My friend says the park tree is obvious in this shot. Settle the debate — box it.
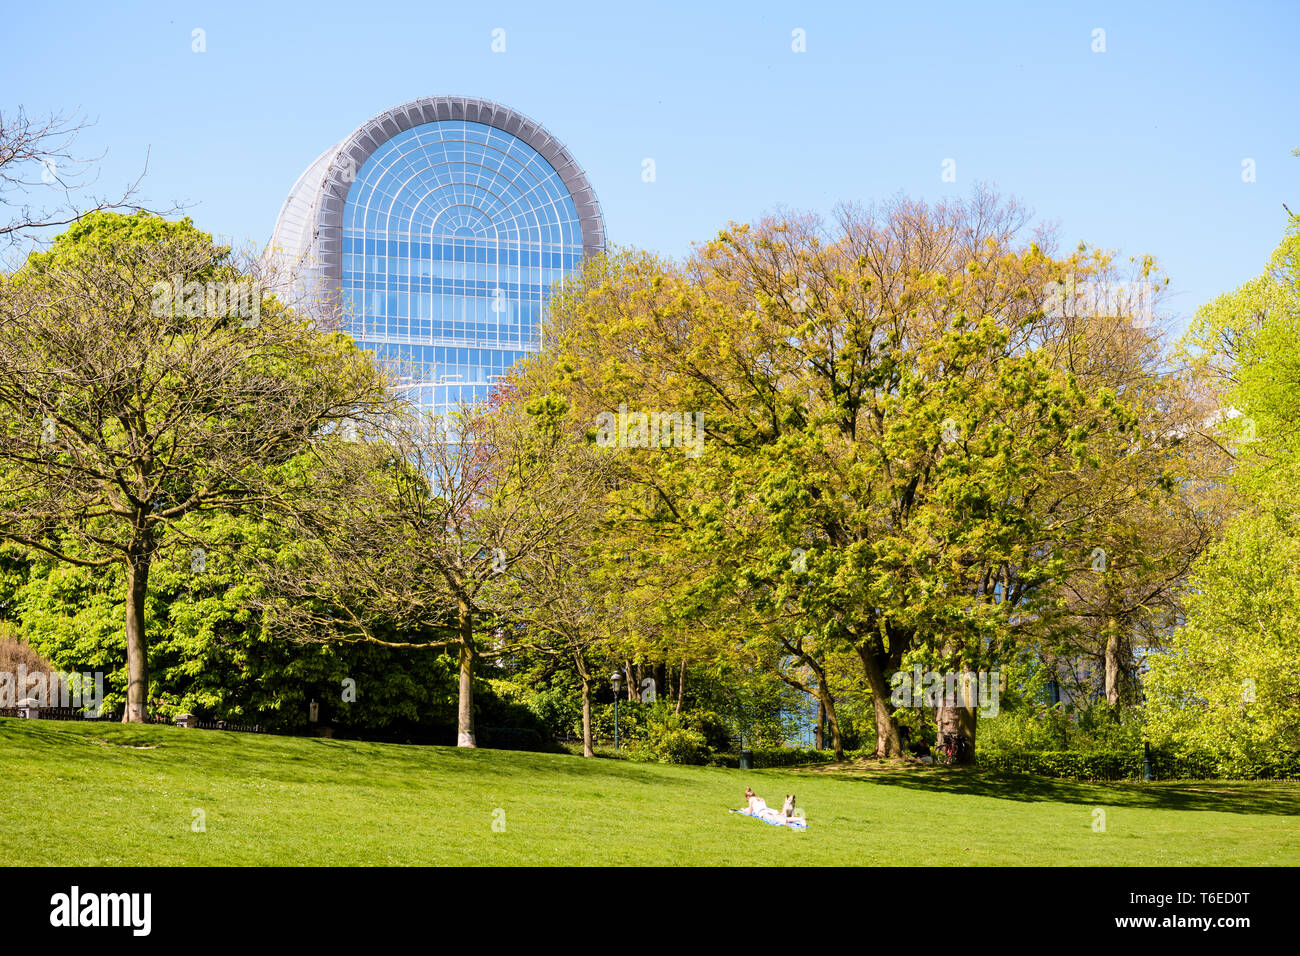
[1022,256,1230,709]
[254,395,608,747]
[513,305,762,725]
[1145,494,1300,765]
[1,505,463,731]
[0,211,394,721]
[535,190,1141,758]
[1146,214,1300,762]
[494,415,620,755]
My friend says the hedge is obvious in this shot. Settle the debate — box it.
[976,749,1300,781]
[707,747,877,769]
[556,743,854,767]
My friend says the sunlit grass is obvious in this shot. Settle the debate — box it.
[3,718,1296,866]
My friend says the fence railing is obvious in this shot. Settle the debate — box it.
[0,706,94,721]
[0,706,264,734]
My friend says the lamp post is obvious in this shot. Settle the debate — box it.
[611,670,623,750]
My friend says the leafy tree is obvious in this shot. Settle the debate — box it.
[533,191,1145,758]
[0,211,393,720]
[254,398,606,747]
[1147,214,1300,762]
[1146,496,1300,764]
[431,389,629,756]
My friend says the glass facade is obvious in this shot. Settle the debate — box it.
[339,120,588,414]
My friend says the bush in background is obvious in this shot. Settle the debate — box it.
[977,747,1300,781]
[0,630,68,702]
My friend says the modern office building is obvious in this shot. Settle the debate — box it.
[268,96,605,414]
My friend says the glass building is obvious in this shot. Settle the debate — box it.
[269,96,605,415]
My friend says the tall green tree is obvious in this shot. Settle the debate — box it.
[1147,214,1300,762]
[0,211,393,721]
[531,191,1149,757]
[255,398,607,747]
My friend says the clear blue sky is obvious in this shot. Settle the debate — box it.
[3,0,1296,332]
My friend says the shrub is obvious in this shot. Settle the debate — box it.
[0,636,68,703]
[976,702,1146,752]
[976,747,1300,781]
[749,747,837,768]
[682,709,732,751]
[472,682,556,751]
[586,699,652,743]
[705,747,866,769]
[627,707,711,764]
[490,677,582,740]
[628,727,709,765]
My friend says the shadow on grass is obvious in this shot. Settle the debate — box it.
[29,718,1290,817]
[785,759,1300,816]
[0,717,697,790]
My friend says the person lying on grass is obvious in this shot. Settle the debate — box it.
[738,787,797,823]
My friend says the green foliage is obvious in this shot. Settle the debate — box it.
[474,679,559,749]
[626,716,709,765]
[585,698,795,759]
[528,198,1171,760]
[5,205,1281,767]
[478,726,548,752]
[684,669,804,747]
[486,674,586,740]
[6,516,463,734]
[1152,215,1300,764]
[586,698,651,742]
[682,709,733,751]
[742,747,843,768]
[977,748,1300,781]
[587,704,734,764]
[1145,500,1300,762]
[1183,215,1300,475]
[978,703,1146,753]
[0,210,396,722]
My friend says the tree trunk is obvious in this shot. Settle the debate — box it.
[675,658,686,713]
[456,599,476,748]
[824,693,844,761]
[814,679,844,760]
[581,677,594,757]
[1104,613,1122,707]
[122,553,151,723]
[815,697,825,750]
[858,645,903,757]
[576,652,594,758]
[935,704,977,762]
[932,649,978,763]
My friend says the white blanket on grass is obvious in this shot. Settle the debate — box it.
[730,802,809,830]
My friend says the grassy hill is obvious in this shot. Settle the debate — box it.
[2,718,1297,866]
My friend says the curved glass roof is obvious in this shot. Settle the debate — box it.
[269,97,604,418]
[344,122,582,247]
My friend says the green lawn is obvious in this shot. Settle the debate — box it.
[2,717,1297,866]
